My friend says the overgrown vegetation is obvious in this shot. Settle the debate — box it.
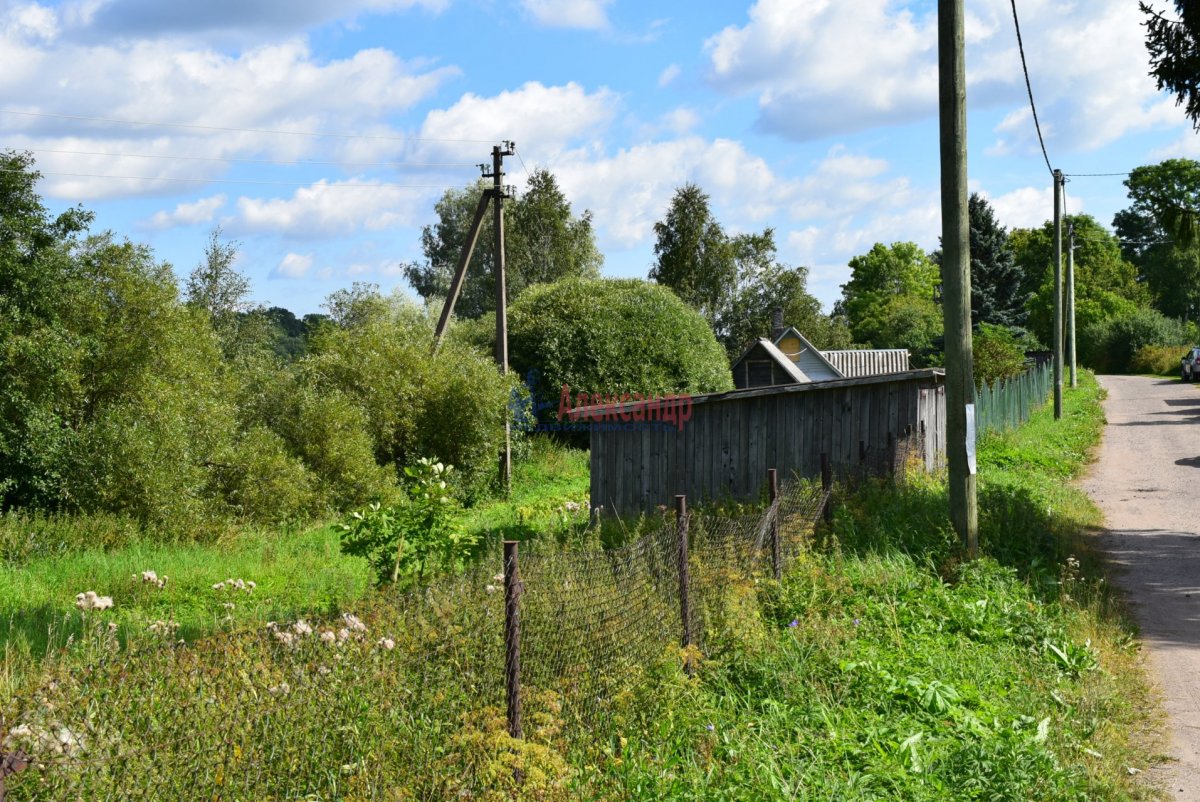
[2,372,1159,800]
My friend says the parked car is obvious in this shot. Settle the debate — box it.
[1182,347,1200,381]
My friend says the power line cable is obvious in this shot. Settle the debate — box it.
[14,147,479,169]
[1009,0,1055,177]
[0,108,494,144]
[1064,171,1132,177]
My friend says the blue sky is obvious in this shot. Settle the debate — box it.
[1,0,1194,315]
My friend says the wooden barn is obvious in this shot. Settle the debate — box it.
[588,369,947,516]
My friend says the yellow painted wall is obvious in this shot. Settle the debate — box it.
[777,336,802,359]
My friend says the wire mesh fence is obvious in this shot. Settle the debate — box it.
[0,448,921,801]
[975,361,1053,436]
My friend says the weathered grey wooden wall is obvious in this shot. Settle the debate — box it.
[589,370,946,516]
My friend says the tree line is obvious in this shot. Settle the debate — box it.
[4,145,1199,534]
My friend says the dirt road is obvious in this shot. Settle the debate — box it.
[1082,375,1200,799]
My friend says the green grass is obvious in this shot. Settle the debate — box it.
[0,439,591,701]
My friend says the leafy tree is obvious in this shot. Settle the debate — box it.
[1011,215,1149,346]
[718,232,850,356]
[403,169,602,319]
[1113,159,1200,318]
[836,242,942,350]
[933,193,1028,327]
[1142,2,1200,132]
[508,278,733,418]
[649,183,737,330]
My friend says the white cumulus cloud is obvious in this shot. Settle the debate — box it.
[233,178,429,237]
[272,252,314,279]
[520,0,611,30]
[142,193,226,230]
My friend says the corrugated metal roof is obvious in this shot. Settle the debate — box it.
[822,349,909,378]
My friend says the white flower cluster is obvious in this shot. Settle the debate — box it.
[268,682,291,697]
[377,637,395,651]
[485,572,505,594]
[268,619,313,647]
[147,619,179,636]
[212,578,256,592]
[135,570,168,589]
[561,500,588,513]
[6,723,85,757]
[75,591,113,611]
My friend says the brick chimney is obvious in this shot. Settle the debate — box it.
[770,307,785,339]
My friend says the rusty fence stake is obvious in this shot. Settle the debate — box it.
[675,495,692,666]
[503,540,522,741]
[768,468,781,580]
[0,749,30,802]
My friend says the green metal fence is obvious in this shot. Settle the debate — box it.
[975,361,1053,436]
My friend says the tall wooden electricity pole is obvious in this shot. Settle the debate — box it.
[1067,221,1077,388]
[938,0,977,557]
[489,142,515,494]
[1052,169,1064,418]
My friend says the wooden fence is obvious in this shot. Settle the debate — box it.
[588,369,946,516]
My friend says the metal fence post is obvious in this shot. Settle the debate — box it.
[768,468,781,580]
[503,540,522,740]
[675,495,691,657]
[820,452,833,523]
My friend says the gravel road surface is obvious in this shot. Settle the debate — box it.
[1081,374,1200,799]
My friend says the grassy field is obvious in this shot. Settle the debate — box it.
[1,373,1162,800]
[0,438,590,700]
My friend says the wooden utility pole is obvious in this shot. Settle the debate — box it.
[938,0,977,557]
[430,141,516,493]
[1052,169,1064,418]
[1067,221,1077,388]
[488,142,515,493]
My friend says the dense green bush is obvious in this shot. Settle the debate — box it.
[304,296,517,496]
[1131,343,1193,375]
[972,324,1029,387]
[209,426,317,524]
[508,278,733,415]
[1079,307,1186,373]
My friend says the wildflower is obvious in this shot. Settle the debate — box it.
[337,628,351,642]
[212,582,225,591]
[292,620,313,636]
[137,570,168,589]
[341,613,368,633]
[148,619,179,635]
[268,682,291,697]
[493,573,505,583]
[75,591,114,611]
[273,631,296,647]
[320,630,337,644]
[107,622,118,633]
[222,602,235,611]
[485,584,498,594]
[378,637,395,651]
[788,619,799,628]
[853,618,861,626]
[706,723,715,732]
